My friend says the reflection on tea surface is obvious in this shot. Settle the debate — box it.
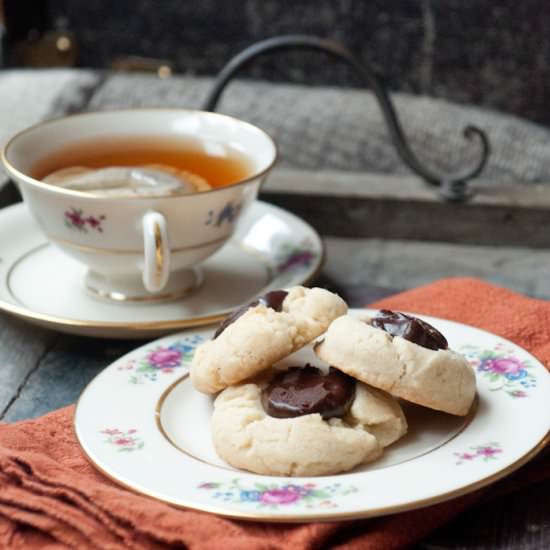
[44,165,209,197]
[32,136,253,197]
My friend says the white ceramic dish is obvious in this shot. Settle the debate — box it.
[2,109,277,299]
[0,202,322,338]
[74,310,550,522]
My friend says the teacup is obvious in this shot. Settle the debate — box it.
[1,109,277,302]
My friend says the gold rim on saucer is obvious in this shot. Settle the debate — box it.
[0,202,324,335]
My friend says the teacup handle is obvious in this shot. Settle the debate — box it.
[142,211,170,293]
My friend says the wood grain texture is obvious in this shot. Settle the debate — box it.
[262,170,550,247]
[0,312,57,420]
[418,477,550,550]
[0,283,549,549]
[0,68,547,547]
[2,335,142,422]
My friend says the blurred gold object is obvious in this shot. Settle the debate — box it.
[14,30,78,67]
[55,35,71,52]
[112,55,174,78]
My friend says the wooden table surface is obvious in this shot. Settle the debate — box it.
[1,191,549,550]
[0,67,548,549]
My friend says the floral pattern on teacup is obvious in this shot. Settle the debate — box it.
[197,479,357,509]
[101,428,144,452]
[454,442,502,465]
[460,343,537,398]
[205,201,242,227]
[117,334,205,384]
[64,207,106,233]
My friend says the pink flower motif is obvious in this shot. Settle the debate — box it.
[458,452,476,461]
[278,251,315,272]
[147,348,182,368]
[117,361,135,371]
[101,428,143,452]
[64,208,106,232]
[510,390,528,398]
[198,482,219,489]
[261,487,303,505]
[476,446,502,457]
[85,215,106,232]
[65,208,85,228]
[485,357,523,375]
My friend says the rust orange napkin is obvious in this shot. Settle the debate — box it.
[0,277,549,549]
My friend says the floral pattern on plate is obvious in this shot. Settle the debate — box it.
[117,334,205,384]
[454,442,502,465]
[275,238,318,274]
[101,428,144,452]
[460,342,537,398]
[73,308,550,521]
[198,479,358,509]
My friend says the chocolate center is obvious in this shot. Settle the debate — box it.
[371,309,448,350]
[213,290,288,339]
[262,365,356,420]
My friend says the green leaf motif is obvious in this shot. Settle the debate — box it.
[310,490,330,498]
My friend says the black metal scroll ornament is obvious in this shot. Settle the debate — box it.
[202,35,490,203]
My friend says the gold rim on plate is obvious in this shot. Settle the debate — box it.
[72,314,550,522]
[73,422,549,523]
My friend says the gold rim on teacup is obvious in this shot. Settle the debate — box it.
[1,109,278,302]
[1,108,278,200]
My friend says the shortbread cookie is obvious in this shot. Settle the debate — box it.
[350,384,407,447]
[315,312,476,416]
[190,286,347,394]
[212,365,406,476]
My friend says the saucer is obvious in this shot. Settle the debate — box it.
[74,310,550,522]
[0,202,323,338]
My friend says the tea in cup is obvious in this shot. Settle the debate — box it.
[1,109,277,301]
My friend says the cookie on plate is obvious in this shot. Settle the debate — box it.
[211,364,407,476]
[315,311,476,416]
[350,383,408,447]
[190,286,347,394]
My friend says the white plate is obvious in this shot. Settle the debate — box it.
[0,201,322,338]
[74,310,550,522]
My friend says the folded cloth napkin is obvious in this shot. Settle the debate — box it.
[0,277,549,550]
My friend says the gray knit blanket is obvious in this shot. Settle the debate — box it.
[1,69,549,186]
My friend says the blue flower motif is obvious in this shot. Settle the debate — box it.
[239,490,262,502]
[505,369,528,381]
[169,343,193,353]
[166,336,205,355]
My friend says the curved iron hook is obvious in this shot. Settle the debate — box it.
[202,35,490,202]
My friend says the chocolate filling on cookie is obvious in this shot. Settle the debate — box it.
[262,364,356,420]
[371,309,448,351]
[213,290,288,339]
